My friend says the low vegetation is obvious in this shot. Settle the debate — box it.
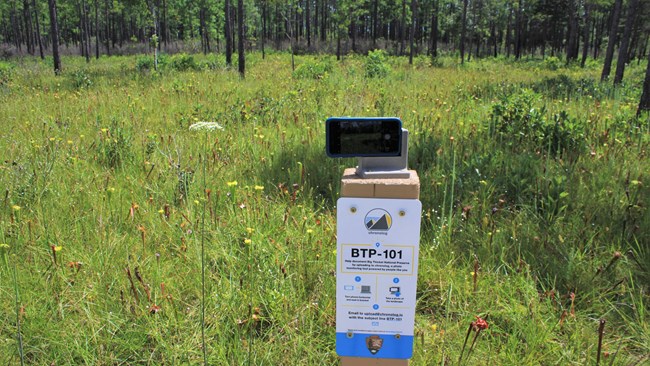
[0,53,648,364]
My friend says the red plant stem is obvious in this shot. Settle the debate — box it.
[458,322,473,365]
[125,267,139,304]
[467,329,482,359]
[596,318,606,365]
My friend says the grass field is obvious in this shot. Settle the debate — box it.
[0,52,648,365]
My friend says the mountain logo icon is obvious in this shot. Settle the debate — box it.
[364,209,392,231]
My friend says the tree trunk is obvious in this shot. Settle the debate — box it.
[261,0,266,58]
[47,0,61,75]
[430,0,438,58]
[372,0,378,47]
[638,50,650,116]
[95,0,99,59]
[32,0,44,59]
[566,0,579,62]
[23,0,34,55]
[460,0,468,63]
[104,0,110,55]
[506,5,512,57]
[225,0,232,66]
[614,0,639,85]
[306,0,311,48]
[409,0,416,64]
[79,2,86,58]
[320,0,326,43]
[237,0,245,77]
[515,0,523,59]
[84,0,91,62]
[400,0,406,55]
[581,2,590,67]
[601,0,622,81]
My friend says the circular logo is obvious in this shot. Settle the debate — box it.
[364,209,392,231]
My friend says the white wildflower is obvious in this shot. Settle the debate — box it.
[189,122,224,131]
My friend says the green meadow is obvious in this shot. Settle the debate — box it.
[0,53,648,364]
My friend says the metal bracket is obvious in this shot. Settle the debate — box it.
[356,129,410,179]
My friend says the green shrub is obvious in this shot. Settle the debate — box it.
[170,53,198,71]
[530,74,607,100]
[200,54,226,70]
[135,56,154,72]
[365,49,390,78]
[489,89,546,145]
[543,56,562,70]
[292,57,333,79]
[489,90,586,156]
[70,68,92,89]
[96,120,134,169]
[0,61,14,85]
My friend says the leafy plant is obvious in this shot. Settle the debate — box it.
[489,89,546,148]
[70,68,93,89]
[0,61,14,85]
[96,120,134,169]
[170,53,198,71]
[365,49,390,78]
[292,57,333,79]
[135,56,154,72]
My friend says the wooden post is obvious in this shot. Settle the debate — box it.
[339,167,420,366]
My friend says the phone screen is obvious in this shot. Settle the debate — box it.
[326,118,401,157]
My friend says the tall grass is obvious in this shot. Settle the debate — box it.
[0,53,647,364]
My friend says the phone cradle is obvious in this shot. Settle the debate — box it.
[356,129,411,179]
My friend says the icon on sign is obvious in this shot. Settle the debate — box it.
[366,335,384,355]
[355,276,362,282]
[364,209,392,231]
[344,285,354,291]
[372,322,379,326]
[389,286,400,294]
[360,285,371,294]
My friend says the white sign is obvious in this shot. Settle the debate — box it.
[336,197,422,359]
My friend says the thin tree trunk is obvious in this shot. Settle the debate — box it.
[566,0,579,62]
[261,0,266,58]
[409,0,416,64]
[320,0,326,43]
[237,0,245,77]
[614,0,639,84]
[47,0,61,74]
[85,0,91,61]
[400,0,406,55]
[79,2,86,58]
[601,0,622,81]
[460,0,468,63]
[23,0,34,54]
[506,5,512,57]
[225,0,232,66]
[638,50,650,116]
[306,0,311,48]
[580,1,590,67]
[515,0,523,59]
[430,0,438,58]
[372,0,378,47]
[32,0,44,59]
[104,0,110,55]
[94,0,99,59]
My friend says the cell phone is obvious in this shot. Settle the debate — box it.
[325,117,402,158]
